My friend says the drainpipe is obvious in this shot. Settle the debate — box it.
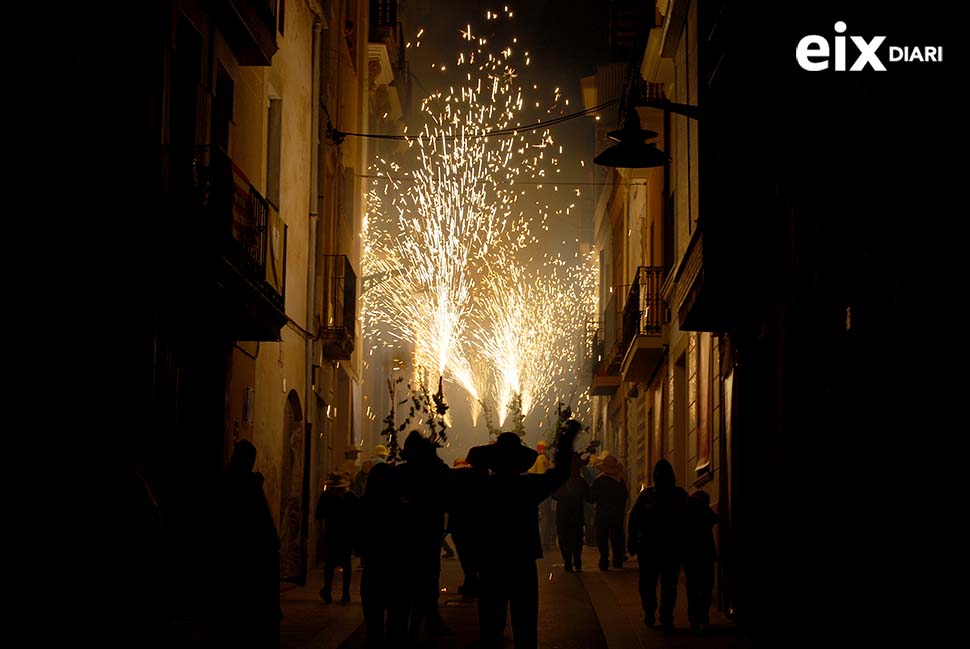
[306,16,322,544]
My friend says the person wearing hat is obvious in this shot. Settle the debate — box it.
[353,444,391,497]
[466,420,580,648]
[529,441,556,548]
[396,430,453,642]
[589,453,628,571]
[315,471,358,603]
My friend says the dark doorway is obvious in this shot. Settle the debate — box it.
[280,390,307,583]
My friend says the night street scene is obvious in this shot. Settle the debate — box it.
[112,1,954,648]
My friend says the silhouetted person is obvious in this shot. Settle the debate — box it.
[468,421,579,649]
[581,461,597,546]
[628,459,688,632]
[589,454,628,570]
[357,461,409,648]
[448,457,484,599]
[353,444,390,497]
[552,452,590,571]
[441,519,457,559]
[396,430,452,642]
[216,439,281,647]
[685,490,718,633]
[315,472,358,603]
[529,441,555,548]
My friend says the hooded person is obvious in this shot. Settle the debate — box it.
[466,421,580,649]
[216,440,281,644]
[589,453,629,570]
[627,459,689,632]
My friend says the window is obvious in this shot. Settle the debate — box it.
[266,97,282,208]
[211,65,234,153]
[695,333,713,478]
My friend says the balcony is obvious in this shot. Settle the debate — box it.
[591,290,623,396]
[212,0,279,66]
[368,0,407,123]
[667,226,730,332]
[620,266,666,383]
[319,255,357,360]
[161,145,288,340]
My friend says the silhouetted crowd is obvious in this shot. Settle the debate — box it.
[128,426,719,648]
[323,423,582,648]
[313,427,720,647]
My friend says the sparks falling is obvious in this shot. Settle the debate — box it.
[362,11,596,431]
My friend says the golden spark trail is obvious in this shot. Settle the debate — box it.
[362,11,597,430]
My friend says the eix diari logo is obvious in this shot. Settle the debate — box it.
[796,21,942,71]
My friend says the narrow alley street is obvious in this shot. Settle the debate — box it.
[119,1,953,647]
[281,546,747,649]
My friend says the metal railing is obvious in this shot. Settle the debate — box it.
[321,254,357,335]
[622,266,665,346]
[593,289,626,377]
[160,145,285,307]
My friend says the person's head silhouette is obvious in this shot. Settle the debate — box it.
[400,430,435,464]
[363,461,395,501]
[229,439,257,473]
[653,459,675,489]
[480,432,538,475]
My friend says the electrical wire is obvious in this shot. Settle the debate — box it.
[332,97,620,142]
[360,175,646,186]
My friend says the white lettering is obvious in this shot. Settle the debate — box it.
[797,22,940,71]
[849,35,887,71]
[796,35,830,71]
[834,21,847,71]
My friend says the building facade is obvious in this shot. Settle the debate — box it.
[136,0,378,634]
[587,0,735,620]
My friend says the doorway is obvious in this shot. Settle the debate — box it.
[280,390,308,583]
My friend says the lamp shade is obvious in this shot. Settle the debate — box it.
[593,141,668,168]
[606,127,659,143]
[594,107,667,168]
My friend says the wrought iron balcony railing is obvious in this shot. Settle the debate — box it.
[622,266,665,344]
[319,254,357,360]
[160,145,286,310]
[593,289,625,378]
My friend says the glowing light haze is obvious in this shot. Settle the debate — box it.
[362,7,596,430]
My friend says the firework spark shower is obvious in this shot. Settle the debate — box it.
[362,8,596,430]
